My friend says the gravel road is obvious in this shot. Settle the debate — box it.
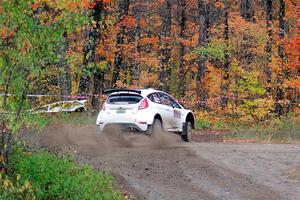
[27,125,300,200]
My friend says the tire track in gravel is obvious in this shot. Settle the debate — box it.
[25,125,298,200]
[179,151,281,200]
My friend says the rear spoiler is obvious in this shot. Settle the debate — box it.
[104,89,141,95]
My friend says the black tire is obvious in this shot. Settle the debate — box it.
[146,118,162,136]
[181,121,192,142]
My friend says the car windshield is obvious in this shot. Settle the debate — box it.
[107,94,143,105]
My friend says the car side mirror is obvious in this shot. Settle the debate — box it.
[171,102,176,108]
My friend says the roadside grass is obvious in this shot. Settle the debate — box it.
[227,115,300,142]
[195,113,300,143]
[196,118,228,131]
[41,111,96,126]
[1,147,122,200]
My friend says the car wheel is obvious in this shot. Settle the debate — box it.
[146,118,162,136]
[182,121,192,142]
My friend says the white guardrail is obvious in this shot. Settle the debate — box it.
[0,93,88,114]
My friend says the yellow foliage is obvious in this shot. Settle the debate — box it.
[0,173,36,199]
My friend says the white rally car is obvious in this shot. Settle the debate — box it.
[96,88,195,142]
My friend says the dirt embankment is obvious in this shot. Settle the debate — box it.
[25,125,300,200]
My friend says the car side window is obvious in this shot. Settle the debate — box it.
[158,93,173,107]
[147,93,161,104]
[158,93,182,109]
[170,99,181,109]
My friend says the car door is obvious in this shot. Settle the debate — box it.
[148,93,171,129]
[157,92,175,130]
[169,97,183,130]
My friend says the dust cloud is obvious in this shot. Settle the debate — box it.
[38,125,182,157]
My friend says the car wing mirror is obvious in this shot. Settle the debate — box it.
[171,102,176,108]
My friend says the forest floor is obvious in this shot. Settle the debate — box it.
[24,124,300,200]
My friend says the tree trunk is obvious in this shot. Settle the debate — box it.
[159,0,172,92]
[77,1,103,113]
[240,0,254,22]
[221,0,229,109]
[88,73,95,116]
[146,0,151,38]
[112,0,130,87]
[196,0,207,110]
[275,0,286,116]
[78,2,103,95]
[178,0,186,97]
[146,0,152,75]
[205,2,212,43]
[58,31,71,100]
[135,12,141,86]
[265,0,272,95]
[93,70,104,109]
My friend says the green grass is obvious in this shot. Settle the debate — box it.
[196,118,227,131]
[1,148,122,200]
[40,112,96,126]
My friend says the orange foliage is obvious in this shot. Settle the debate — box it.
[121,16,136,27]
[139,37,159,46]
[285,79,300,88]
[31,3,39,10]
[284,34,300,70]
[140,56,159,67]
[103,0,112,4]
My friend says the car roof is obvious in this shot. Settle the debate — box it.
[106,88,185,109]
[139,88,160,96]
[107,88,161,97]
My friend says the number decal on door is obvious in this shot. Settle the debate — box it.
[174,110,181,119]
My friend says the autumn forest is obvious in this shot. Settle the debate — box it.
[1,0,300,126]
[1,1,300,198]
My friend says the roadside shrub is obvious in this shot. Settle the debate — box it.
[0,173,36,200]
[195,110,300,142]
[195,111,227,130]
[9,150,121,200]
[196,118,213,130]
[229,114,300,141]
[267,115,300,140]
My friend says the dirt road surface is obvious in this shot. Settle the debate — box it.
[26,125,300,200]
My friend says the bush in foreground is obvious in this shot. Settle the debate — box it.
[1,150,121,200]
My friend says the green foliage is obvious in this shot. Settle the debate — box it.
[193,39,231,62]
[196,118,213,130]
[97,60,110,70]
[237,71,266,96]
[230,64,272,120]
[8,150,121,200]
[0,0,89,133]
[196,118,226,131]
